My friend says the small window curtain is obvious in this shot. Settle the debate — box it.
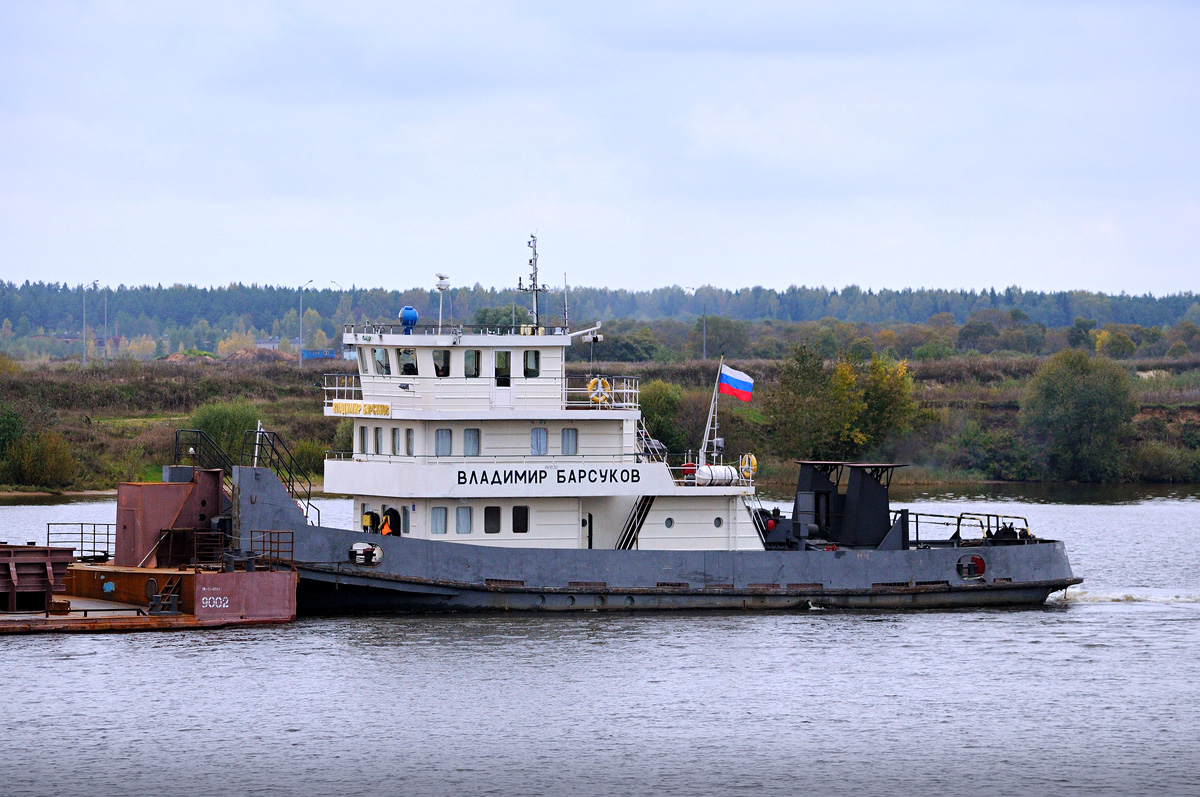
[530,427,548,456]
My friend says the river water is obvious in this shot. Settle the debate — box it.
[1,487,1198,796]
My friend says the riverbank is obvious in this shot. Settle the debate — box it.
[2,356,1199,490]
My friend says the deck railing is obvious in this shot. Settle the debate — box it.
[344,323,570,337]
[563,375,640,409]
[46,523,114,562]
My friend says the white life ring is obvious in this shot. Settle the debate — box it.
[739,453,758,479]
[588,377,611,404]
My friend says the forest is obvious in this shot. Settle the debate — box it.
[1,279,1199,492]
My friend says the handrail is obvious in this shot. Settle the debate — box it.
[46,523,114,561]
[242,429,320,526]
[174,429,236,495]
[345,323,571,337]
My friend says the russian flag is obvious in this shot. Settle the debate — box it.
[718,364,754,402]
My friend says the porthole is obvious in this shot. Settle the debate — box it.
[664,517,675,528]
[714,517,724,528]
[624,596,634,607]
[957,554,986,579]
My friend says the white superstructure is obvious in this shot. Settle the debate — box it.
[323,316,763,551]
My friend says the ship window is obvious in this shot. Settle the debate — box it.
[405,428,415,456]
[399,348,417,376]
[513,505,529,534]
[434,428,452,457]
[664,517,674,528]
[714,517,724,528]
[464,428,480,456]
[432,349,451,377]
[359,425,367,454]
[357,348,368,374]
[372,347,391,375]
[561,428,578,455]
[374,427,383,454]
[401,505,410,534]
[484,506,501,533]
[456,506,473,534]
[524,350,540,378]
[431,507,447,535]
[530,427,548,456]
[495,351,511,387]
[391,428,400,456]
[464,350,481,378]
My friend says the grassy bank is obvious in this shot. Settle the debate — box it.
[1,352,1198,491]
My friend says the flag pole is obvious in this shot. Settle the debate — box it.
[699,356,724,465]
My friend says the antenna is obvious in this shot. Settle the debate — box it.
[517,234,548,329]
[562,272,569,330]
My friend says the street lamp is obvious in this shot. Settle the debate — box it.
[82,280,98,366]
[298,280,313,368]
[686,286,707,360]
[436,273,450,333]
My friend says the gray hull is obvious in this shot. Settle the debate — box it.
[235,467,1080,614]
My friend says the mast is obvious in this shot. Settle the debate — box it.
[699,356,724,466]
[517,234,548,329]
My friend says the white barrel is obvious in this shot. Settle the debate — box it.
[695,465,738,486]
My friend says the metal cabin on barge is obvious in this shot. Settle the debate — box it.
[227,257,1080,612]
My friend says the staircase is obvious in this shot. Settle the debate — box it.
[615,496,656,550]
[174,429,237,496]
[241,429,320,526]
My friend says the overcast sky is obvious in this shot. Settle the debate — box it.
[2,1,1197,295]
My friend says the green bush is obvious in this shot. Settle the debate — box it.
[1020,349,1137,482]
[640,380,688,454]
[1128,441,1199,482]
[333,417,354,452]
[189,399,261,457]
[291,438,327,478]
[3,431,76,487]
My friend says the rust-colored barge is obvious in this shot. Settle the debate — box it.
[0,469,296,635]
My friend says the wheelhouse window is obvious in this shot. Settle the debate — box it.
[430,507,447,535]
[456,506,473,534]
[359,425,367,454]
[405,428,415,456]
[495,351,511,387]
[432,349,451,377]
[464,428,481,457]
[524,350,540,378]
[513,505,529,534]
[561,427,578,455]
[399,348,417,376]
[484,506,501,534]
[391,428,400,455]
[434,428,452,457]
[374,427,383,454]
[357,348,368,374]
[464,350,481,378]
[372,347,391,375]
[530,427,548,456]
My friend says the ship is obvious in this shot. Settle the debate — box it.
[213,238,1080,612]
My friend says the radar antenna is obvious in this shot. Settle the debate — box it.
[517,234,549,329]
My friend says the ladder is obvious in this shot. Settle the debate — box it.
[615,496,655,550]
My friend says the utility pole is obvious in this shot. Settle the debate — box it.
[686,286,707,359]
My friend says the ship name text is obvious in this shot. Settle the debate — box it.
[456,467,642,486]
